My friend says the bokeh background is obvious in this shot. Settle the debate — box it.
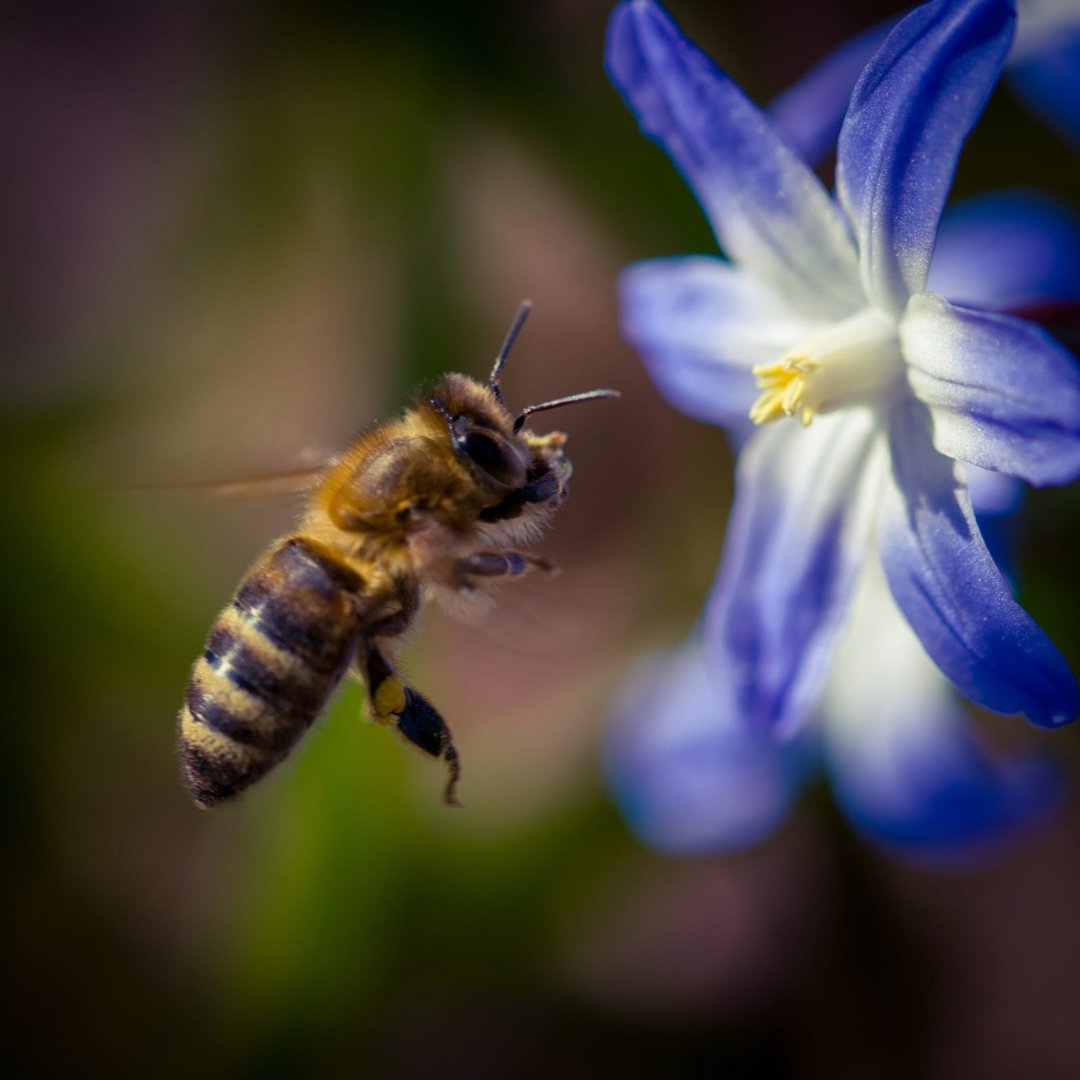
[4,1,1079,1076]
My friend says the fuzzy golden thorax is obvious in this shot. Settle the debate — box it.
[303,372,571,559]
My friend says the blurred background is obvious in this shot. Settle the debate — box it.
[3,1,1079,1076]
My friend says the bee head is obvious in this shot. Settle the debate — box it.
[427,374,530,490]
[428,302,618,494]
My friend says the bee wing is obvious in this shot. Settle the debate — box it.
[132,465,329,499]
[436,572,580,656]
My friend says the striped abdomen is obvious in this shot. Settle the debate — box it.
[179,537,363,808]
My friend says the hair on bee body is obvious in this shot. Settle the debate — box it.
[178,302,618,808]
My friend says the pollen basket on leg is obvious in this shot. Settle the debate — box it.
[750,307,901,427]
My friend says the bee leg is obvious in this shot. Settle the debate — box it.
[365,583,420,639]
[359,641,461,806]
[453,551,556,592]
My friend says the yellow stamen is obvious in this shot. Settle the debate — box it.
[750,357,819,425]
[747,307,902,429]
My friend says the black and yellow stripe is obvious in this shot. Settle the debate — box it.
[178,537,362,807]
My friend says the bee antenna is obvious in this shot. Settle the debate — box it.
[512,388,620,434]
[488,299,533,407]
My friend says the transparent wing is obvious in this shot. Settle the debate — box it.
[128,464,329,499]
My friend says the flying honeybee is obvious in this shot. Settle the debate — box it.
[178,302,617,808]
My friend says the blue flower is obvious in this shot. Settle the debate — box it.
[607,480,1065,862]
[605,0,1080,859]
[608,0,1080,737]
[1009,0,1080,147]
[770,0,1080,161]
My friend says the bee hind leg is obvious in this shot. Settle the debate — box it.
[359,641,461,806]
[395,689,461,807]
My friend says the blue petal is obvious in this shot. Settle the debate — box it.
[769,16,898,167]
[964,462,1024,517]
[605,640,810,855]
[837,0,1015,313]
[822,560,1062,864]
[878,396,1079,727]
[1008,18,1080,147]
[928,192,1080,312]
[704,408,885,736]
[901,292,1080,486]
[605,0,861,318]
[618,256,814,427]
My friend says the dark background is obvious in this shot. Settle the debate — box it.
[3,2,1079,1076]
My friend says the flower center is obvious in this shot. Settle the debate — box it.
[749,306,902,426]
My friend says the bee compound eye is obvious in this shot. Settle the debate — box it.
[460,431,507,475]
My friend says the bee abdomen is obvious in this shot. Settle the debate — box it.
[179,537,364,808]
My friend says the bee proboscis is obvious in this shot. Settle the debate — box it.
[177,302,617,808]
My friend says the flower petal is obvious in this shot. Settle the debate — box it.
[704,407,885,736]
[618,256,815,426]
[901,292,1080,486]
[1008,14,1080,147]
[878,397,1079,727]
[605,0,861,318]
[928,192,1080,312]
[837,0,1015,313]
[823,557,1062,864]
[605,640,809,854]
[964,462,1024,517]
[769,16,898,168]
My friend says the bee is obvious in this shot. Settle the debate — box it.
[178,302,617,808]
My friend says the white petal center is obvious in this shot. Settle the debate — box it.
[750,306,902,426]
